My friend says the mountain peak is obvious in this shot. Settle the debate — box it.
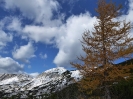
[0,67,81,98]
[44,67,66,74]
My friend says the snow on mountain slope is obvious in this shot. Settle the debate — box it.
[0,67,82,98]
[71,70,82,80]
[0,73,33,81]
[44,67,66,74]
[0,76,19,85]
[21,67,68,90]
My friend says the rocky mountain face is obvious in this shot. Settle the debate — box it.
[0,67,81,99]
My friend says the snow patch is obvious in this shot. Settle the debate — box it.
[44,67,66,74]
[71,70,82,80]
[0,76,19,85]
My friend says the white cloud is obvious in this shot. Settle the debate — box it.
[28,65,31,69]
[23,26,58,44]
[22,12,96,67]
[20,10,97,68]
[0,17,13,50]
[54,13,96,67]
[126,0,133,21]
[53,1,133,68]
[1,0,132,70]
[40,53,47,59]
[0,30,13,49]
[12,42,35,62]
[0,56,23,73]
[117,0,133,37]
[0,16,24,41]
[128,0,133,37]
[7,17,22,32]
[118,0,133,23]
[29,72,39,77]
[3,0,60,25]
[24,12,95,61]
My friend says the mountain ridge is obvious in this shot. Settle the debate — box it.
[0,67,81,99]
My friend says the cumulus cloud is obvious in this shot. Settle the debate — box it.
[1,0,132,70]
[3,0,60,25]
[117,0,133,23]
[54,13,96,67]
[23,26,58,44]
[53,0,133,68]
[12,42,35,62]
[127,0,133,39]
[7,17,22,32]
[126,0,133,21]
[0,30,13,49]
[40,53,47,59]
[0,17,13,50]
[22,12,94,67]
[0,56,23,73]
[0,16,25,40]
[16,12,97,68]
[117,0,133,37]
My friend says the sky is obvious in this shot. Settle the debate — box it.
[0,0,132,75]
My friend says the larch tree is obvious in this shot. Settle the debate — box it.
[71,0,133,99]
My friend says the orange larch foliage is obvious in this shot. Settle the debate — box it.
[71,0,133,98]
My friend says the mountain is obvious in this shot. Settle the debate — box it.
[0,67,81,99]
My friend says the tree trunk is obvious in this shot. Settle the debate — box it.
[105,86,111,99]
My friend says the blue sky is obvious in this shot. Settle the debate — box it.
[0,0,132,75]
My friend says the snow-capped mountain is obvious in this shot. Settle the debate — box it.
[0,73,33,85]
[0,67,81,98]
